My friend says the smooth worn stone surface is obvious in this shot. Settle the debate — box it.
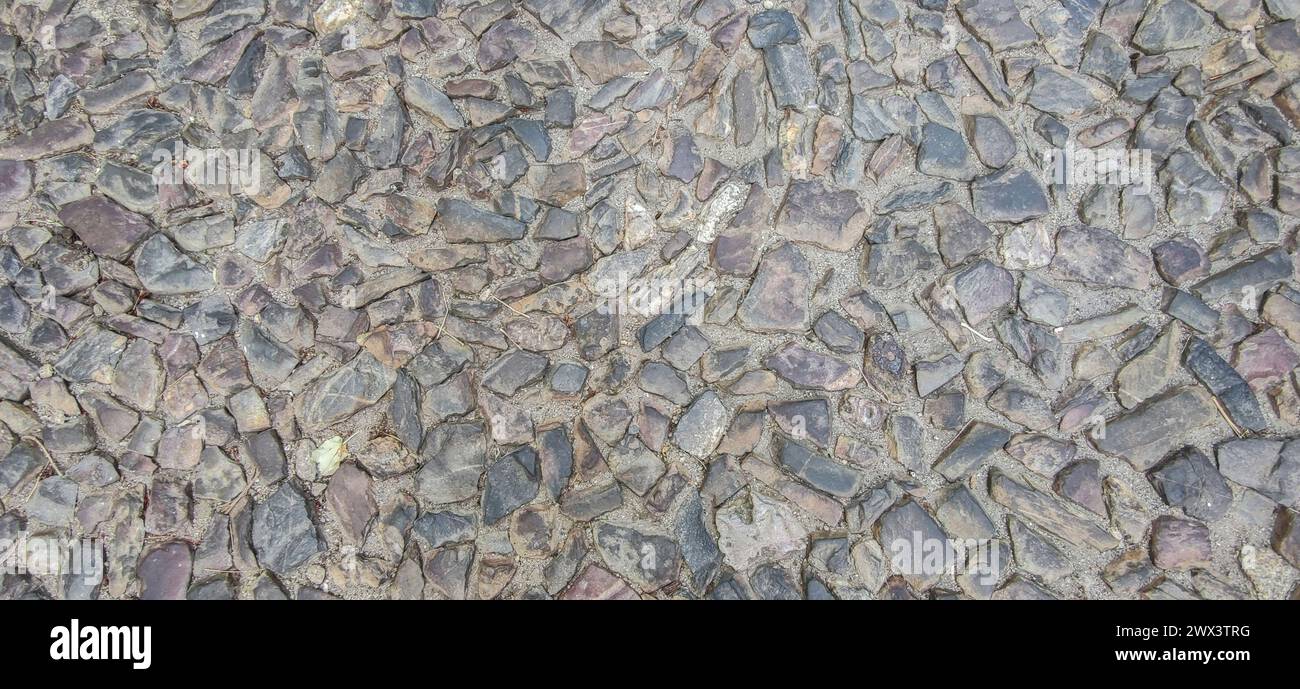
[1150,516,1213,570]
[971,168,1049,223]
[252,483,324,575]
[775,181,868,251]
[765,342,861,391]
[1050,225,1155,289]
[738,242,810,332]
[0,0,1294,602]
[1184,337,1269,433]
[1148,447,1232,521]
[1091,387,1222,471]
[673,391,730,459]
[989,471,1119,551]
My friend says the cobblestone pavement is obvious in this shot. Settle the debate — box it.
[1,0,1299,600]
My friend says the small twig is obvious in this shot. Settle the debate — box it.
[434,310,466,347]
[22,435,63,477]
[960,321,994,343]
[494,295,531,319]
[219,447,258,515]
[500,327,523,350]
[1210,396,1245,438]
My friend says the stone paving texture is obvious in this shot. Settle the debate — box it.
[1,0,1300,600]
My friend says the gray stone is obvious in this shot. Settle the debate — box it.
[1184,337,1268,433]
[1150,515,1212,570]
[251,483,324,574]
[775,434,863,497]
[436,198,526,243]
[570,41,650,84]
[956,0,1036,51]
[1149,447,1232,521]
[415,423,487,505]
[1133,0,1213,53]
[483,447,540,525]
[932,422,1012,480]
[917,123,973,180]
[1218,439,1300,509]
[673,392,729,459]
[971,168,1049,223]
[295,353,397,432]
[1092,386,1222,471]
[738,242,810,332]
[989,470,1119,551]
[775,180,867,251]
[1050,225,1156,289]
[765,342,861,391]
[594,522,680,592]
[139,541,193,600]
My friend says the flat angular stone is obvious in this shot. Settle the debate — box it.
[1152,237,1209,286]
[971,168,1049,223]
[294,353,398,432]
[716,490,809,570]
[748,9,801,47]
[917,123,973,180]
[1027,66,1103,117]
[933,202,993,267]
[404,77,465,129]
[1192,248,1294,304]
[763,43,817,111]
[570,41,649,84]
[1150,515,1212,570]
[1219,439,1299,510]
[1091,386,1221,470]
[957,0,1036,51]
[561,480,625,521]
[1184,337,1268,432]
[483,351,548,396]
[932,421,1011,480]
[674,493,722,593]
[594,522,680,592]
[415,422,487,505]
[878,499,951,590]
[559,563,639,600]
[57,196,153,260]
[1133,0,1212,53]
[765,342,861,391]
[139,542,193,600]
[738,242,810,332]
[1162,150,1227,225]
[1149,447,1232,521]
[25,476,77,526]
[1050,225,1155,289]
[1116,324,1183,408]
[55,327,126,384]
[966,113,1017,168]
[436,199,526,243]
[673,392,729,459]
[775,435,863,497]
[134,235,215,295]
[251,483,324,574]
[193,448,246,502]
[483,447,540,525]
[989,470,1119,551]
[948,259,1015,325]
[607,436,666,495]
[0,117,94,160]
[774,180,867,251]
